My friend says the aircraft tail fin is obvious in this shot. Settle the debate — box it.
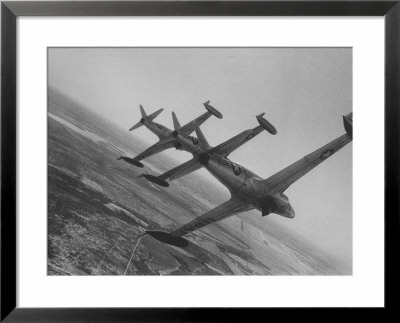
[130,105,163,131]
[140,105,147,118]
[172,112,181,131]
[343,113,353,139]
[194,125,211,151]
[129,120,144,131]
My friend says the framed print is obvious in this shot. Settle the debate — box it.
[1,1,399,321]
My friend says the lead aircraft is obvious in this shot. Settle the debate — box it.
[142,113,353,248]
[117,101,223,168]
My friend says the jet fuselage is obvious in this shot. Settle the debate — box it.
[143,117,213,152]
[200,154,295,218]
[152,126,294,218]
[172,133,204,153]
[143,120,172,139]
[142,119,206,153]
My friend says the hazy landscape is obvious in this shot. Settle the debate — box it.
[48,88,346,275]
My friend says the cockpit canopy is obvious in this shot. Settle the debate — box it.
[279,193,289,203]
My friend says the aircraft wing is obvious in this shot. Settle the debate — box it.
[178,112,212,136]
[141,158,203,187]
[264,133,352,193]
[132,138,176,162]
[171,197,252,237]
[210,125,264,158]
[159,158,203,181]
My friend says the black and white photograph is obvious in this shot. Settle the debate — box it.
[47,47,352,276]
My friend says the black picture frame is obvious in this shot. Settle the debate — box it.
[1,1,399,321]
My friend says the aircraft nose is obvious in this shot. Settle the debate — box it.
[287,209,295,218]
[283,204,295,218]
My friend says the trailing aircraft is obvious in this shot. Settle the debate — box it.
[142,113,353,248]
[140,112,277,187]
[117,101,223,168]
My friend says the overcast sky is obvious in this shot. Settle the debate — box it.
[49,47,352,271]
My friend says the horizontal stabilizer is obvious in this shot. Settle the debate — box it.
[343,113,353,139]
[256,113,277,135]
[130,106,163,131]
[147,108,164,121]
[203,101,223,119]
[129,121,144,131]
[129,104,147,131]
[117,156,144,168]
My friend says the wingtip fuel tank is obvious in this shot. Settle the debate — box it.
[203,101,223,119]
[256,113,277,135]
[141,174,170,187]
[129,105,164,131]
[145,230,189,248]
[117,156,144,168]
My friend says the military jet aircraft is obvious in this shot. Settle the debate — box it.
[140,113,277,187]
[143,113,353,248]
[117,101,223,168]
